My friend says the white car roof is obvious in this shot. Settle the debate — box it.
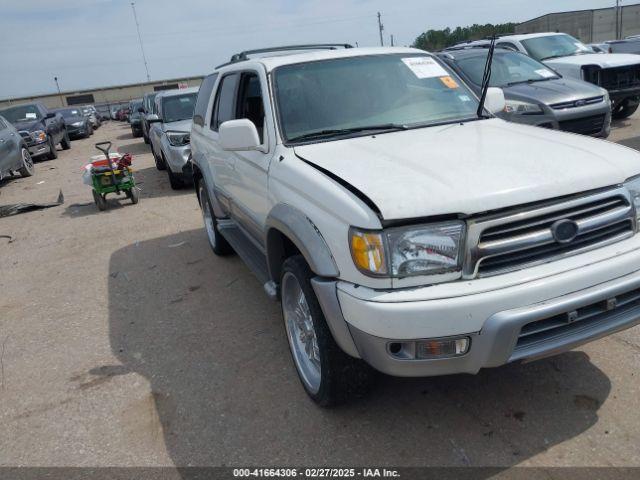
[156,86,199,98]
[499,32,574,42]
[217,47,428,73]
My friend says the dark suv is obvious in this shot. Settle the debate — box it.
[0,102,70,159]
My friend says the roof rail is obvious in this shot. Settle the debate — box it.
[216,43,354,68]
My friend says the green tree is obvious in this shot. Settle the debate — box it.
[413,23,517,51]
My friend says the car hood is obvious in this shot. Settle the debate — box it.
[293,119,640,220]
[505,77,606,104]
[162,119,192,132]
[545,53,640,68]
[65,116,85,123]
[11,119,42,132]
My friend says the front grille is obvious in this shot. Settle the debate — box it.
[18,130,34,146]
[598,65,640,91]
[550,96,604,110]
[514,285,640,354]
[465,188,636,278]
[558,114,606,136]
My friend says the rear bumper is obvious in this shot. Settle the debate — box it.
[313,240,640,377]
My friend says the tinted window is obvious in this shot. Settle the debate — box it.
[211,74,239,131]
[237,73,265,142]
[0,104,41,123]
[194,73,219,127]
[521,34,592,61]
[58,108,83,119]
[162,93,197,123]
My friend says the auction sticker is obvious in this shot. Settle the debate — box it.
[440,76,459,88]
[535,69,556,78]
[402,57,449,78]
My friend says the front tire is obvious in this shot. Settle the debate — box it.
[167,164,185,190]
[198,182,232,255]
[612,99,640,120]
[152,145,166,170]
[281,255,375,407]
[61,131,71,150]
[46,137,58,160]
[17,148,34,177]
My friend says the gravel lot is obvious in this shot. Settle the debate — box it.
[1,119,640,469]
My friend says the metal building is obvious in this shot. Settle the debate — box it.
[515,3,640,43]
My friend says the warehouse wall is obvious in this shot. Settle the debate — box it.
[516,3,640,43]
[0,76,203,110]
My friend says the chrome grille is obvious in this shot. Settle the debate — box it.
[550,96,604,110]
[464,187,636,278]
[18,130,34,146]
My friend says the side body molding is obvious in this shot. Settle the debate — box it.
[265,204,340,281]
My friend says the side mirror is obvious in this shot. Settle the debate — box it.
[147,114,161,123]
[45,112,56,119]
[484,87,506,115]
[219,119,261,151]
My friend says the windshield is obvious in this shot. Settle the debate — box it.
[455,51,559,87]
[130,101,143,119]
[274,54,480,142]
[58,108,83,119]
[0,104,41,123]
[162,93,197,123]
[522,34,592,61]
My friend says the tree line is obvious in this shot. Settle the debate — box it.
[412,23,517,51]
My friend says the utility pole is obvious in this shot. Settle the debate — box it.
[53,76,64,107]
[390,34,395,46]
[377,12,384,46]
[131,2,151,82]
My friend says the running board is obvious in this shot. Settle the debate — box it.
[217,220,276,299]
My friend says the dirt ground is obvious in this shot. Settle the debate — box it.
[1,119,640,469]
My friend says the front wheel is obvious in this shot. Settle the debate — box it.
[92,190,107,211]
[613,99,640,120]
[152,145,166,170]
[198,183,232,255]
[167,166,185,190]
[126,187,140,204]
[281,255,375,407]
[61,131,71,150]
[17,148,34,177]
[46,137,58,160]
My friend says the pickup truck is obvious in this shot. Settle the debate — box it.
[0,101,70,160]
[191,45,640,406]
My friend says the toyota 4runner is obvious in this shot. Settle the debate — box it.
[191,45,640,406]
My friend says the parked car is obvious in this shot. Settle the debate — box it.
[451,33,640,119]
[54,107,93,139]
[116,107,130,122]
[81,106,101,129]
[95,105,111,121]
[128,99,144,138]
[192,45,640,406]
[588,42,612,54]
[148,88,198,189]
[0,114,34,180]
[0,102,70,160]
[438,47,612,137]
[140,92,158,144]
[604,38,640,55]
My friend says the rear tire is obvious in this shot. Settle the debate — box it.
[61,131,71,150]
[17,148,34,177]
[46,137,57,160]
[612,100,639,120]
[93,190,107,211]
[281,255,375,407]
[198,182,233,255]
[126,187,140,204]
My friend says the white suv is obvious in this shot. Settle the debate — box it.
[191,45,640,406]
[453,33,640,119]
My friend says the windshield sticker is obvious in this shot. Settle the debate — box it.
[401,57,449,79]
[458,95,471,102]
[440,76,459,89]
[535,69,556,78]
[25,113,37,119]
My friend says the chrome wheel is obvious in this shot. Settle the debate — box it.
[22,149,34,174]
[282,271,321,393]
[200,188,216,249]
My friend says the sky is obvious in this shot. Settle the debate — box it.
[0,0,626,100]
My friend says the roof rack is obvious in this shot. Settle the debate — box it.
[216,43,354,68]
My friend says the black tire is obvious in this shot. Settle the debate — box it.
[46,137,58,160]
[126,187,140,204]
[152,146,166,170]
[89,124,94,136]
[198,182,233,255]
[143,132,150,144]
[92,190,107,211]
[281,255,375,407]
[17,148,34,177]
[61,131,71,150]
[612,100,640,120]
[168,166,185,190]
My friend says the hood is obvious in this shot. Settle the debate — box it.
[545,53,640,69]
[293,119,640,220]
[162,119,192,132]
[12,119,43,132]
[65,116,85,124]
[504,77,606,105]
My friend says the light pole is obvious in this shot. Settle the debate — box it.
[131,2,151,83]
[53,76,64,107]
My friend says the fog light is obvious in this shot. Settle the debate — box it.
[416,337,470,359]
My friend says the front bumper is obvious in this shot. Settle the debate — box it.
[164,144,192,180]
[313,238,640,377]
[607,87,640,103]
[27,140,51,158]
[67,125,88,137]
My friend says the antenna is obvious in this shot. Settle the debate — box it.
[131,2,151,82]
[476,34,497,118]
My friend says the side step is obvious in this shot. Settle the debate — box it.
[217,220,278,300]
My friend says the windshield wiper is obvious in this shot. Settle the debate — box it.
[507,77,557,86]
[288,123,409,142]
[540,54,570,61]
[477,34,497,118]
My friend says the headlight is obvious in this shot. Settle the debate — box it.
[625,175,640,224]
[504,100,544,115]
[167,131,190,147]
[349,221,466,278]
[30,130,47,143]
[72,121,84,127]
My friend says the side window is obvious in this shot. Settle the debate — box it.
[193,73,218,127]
[211,73,239,131]
[499,42,518,52]
[236,73,265,143]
